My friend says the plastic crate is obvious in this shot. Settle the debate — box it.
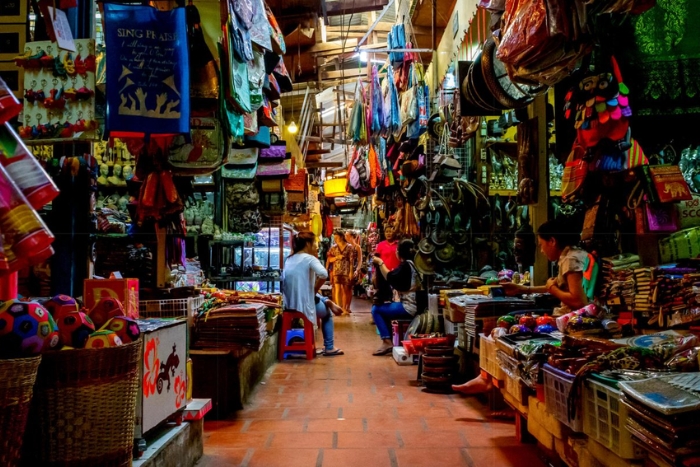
[496,350,528,404]
[542,364,583,432]
[444,320,460,336]
[139,295,204,325]
[584,376,643,459]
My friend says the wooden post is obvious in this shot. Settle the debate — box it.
[156,224,169,288]
[530,95,550,285]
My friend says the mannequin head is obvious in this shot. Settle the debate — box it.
[113,164,122,178]
[123,165,133,180]
[99,164,109,177]
[118,196,128,211]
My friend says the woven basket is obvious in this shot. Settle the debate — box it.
[0,356,41,467]
[23,340,142,467]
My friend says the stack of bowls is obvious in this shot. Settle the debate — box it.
[421,345,458,393]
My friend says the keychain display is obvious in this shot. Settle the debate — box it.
[15,40,98,141]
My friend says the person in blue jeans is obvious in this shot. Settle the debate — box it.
[315,294,344,356]
[370,239,426,356]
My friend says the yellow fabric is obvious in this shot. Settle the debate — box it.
[311,213,322,238]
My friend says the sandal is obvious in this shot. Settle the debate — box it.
[323,349,344,356]
[372,347,393,356]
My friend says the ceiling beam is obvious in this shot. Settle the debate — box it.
[325,24,432,35]
[325,0,389,16]
[310,41,387,57]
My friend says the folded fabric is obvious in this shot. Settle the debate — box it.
[256,157,291,178]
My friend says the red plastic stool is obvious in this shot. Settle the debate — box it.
[278,311,315,360]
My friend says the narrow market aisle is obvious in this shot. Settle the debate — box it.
[198,300,546,467]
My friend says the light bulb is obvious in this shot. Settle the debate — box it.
[288,121,298,134]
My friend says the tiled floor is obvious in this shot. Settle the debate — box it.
[198,300,546,467]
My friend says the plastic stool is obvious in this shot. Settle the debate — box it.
[283,329,306,359]
[278,311,315,360]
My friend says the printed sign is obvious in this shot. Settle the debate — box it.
[104,3,189,135]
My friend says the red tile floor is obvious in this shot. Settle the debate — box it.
[198,299,546,467]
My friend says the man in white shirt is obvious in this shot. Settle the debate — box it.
[283,232,344,356]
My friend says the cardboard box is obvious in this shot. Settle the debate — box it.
[84,278,139,319]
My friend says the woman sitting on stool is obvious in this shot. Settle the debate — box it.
[370,239,426,356]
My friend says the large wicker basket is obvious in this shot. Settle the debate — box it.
[23,340,142,467]
[0,356,41,467]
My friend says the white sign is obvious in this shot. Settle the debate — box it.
[47,7,76,52]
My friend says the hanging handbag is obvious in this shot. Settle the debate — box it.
[260,188,287,214]
[273,59,293,93]
[242,125,271,148]
[266,3,286,55]
[430,127,462,181]
[227,29,252,114]
[644,202,679,233]
[243,112,259,136]
[256,153,292,179]
[284,168,306,192]
[264,74,281,100]
[186,2,219,99]
[564,55,631,150]
[248,49,266,111]
[225,181,260,206]
[222,147,258,180]
[259,142,286,161]
[648,165,693,203]
[561,141,588,203]
[258,97,277,127]
[168,117,224,175]
[249,0,272,51]
[228,10,254,62]
[232,0,254,30]
[228,208,263,233]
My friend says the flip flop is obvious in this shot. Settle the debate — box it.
[323,349,344,356]
[372,347,393,356]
